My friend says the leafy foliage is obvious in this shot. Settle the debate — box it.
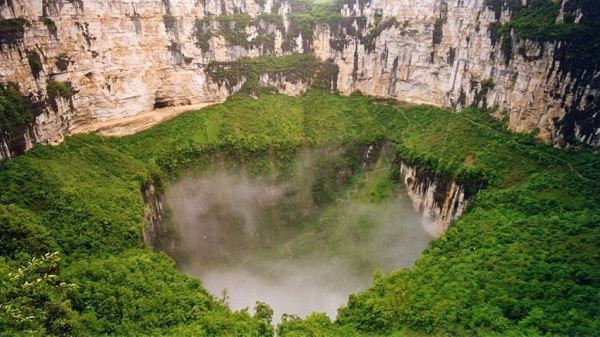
[494,0,600,69]
[0,204,57,261]
[27,51,43,79]
[0,84,34,136]
[0,17,29,46]
[206,54,338,94]
[55,53,70,72]
[0,90,599,336]
[46,80,75,101]
[0,252,81,337]
[42,17,57,36]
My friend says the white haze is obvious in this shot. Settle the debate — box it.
[163,154,433,323]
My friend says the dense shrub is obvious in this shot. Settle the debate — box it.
[42,17,57,36]
[27,51,43,79]
[55,53,70,71]
[0,89,598,336]
[0,17,28,46]
[46,80,74,100]
[0,84,34,136]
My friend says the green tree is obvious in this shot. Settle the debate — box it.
[0,252,80,337]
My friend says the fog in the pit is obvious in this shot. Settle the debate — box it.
[161,148,433,322]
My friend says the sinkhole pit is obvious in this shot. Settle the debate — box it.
[149,144,433,322]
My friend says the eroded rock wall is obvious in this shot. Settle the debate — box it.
[0,0,309,158]
[399,162,476,236]
[313,0,599,147]
[0,0,598,159]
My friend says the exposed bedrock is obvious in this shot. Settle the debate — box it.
[0,0,598,159]
[399,162,479,236]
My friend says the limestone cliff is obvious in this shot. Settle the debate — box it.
[399,162,477,236]
[315,0,599,148]
[0,0,314,159]
[0,0,598,159]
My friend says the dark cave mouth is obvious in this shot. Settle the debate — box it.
[149,143,433,321]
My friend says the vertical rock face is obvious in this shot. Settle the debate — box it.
[313,0,599,147]
[0,0,307,159]
[0,0,598,159]
[141,181,169,250]
[399,162,475,236]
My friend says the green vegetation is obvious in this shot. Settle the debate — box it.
[0,17,29,46]
[0,84,34,137]
[27,51,43,79]
[206,54,338,94]
[42,17,57,36]
[46,80,74,100]
[1,90,599,336]
[490,0,600,69]
[1,252,80,336]
[0,17,29,35]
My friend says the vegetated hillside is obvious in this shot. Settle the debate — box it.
[0,90,599,336]
[294,100,600,336]
[0,91,383,336]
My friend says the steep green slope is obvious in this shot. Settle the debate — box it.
[281,101,600,336]
[0,91,598,336]
[0,92,380,336]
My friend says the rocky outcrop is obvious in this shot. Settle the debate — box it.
[141,181,177,252]
[399,162,478,236]
[0,0,598,159]
[0,0,313,159]
[314,0,599,147]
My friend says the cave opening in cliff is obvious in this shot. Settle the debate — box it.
[149,143,434,321]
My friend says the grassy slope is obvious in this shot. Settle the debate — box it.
[0,92,380,336]
[0,91,598,336]
[330,104,600,336]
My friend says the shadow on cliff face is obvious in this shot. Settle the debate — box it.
[158,147,432,322]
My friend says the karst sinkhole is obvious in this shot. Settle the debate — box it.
[147,143,435,322]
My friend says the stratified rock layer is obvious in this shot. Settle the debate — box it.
[399,162,474,236]
[0,0,598,159]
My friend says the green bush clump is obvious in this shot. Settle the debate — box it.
[42,17,57,36]
[0,17,29,46]
[27,51,43,79]
[46,79,75,100]
[0,204,57,260]
[55,53,70,71]
[0,17,28,35]
[206,54,338,94]
[0,84,34,136]
[0,252,81,336]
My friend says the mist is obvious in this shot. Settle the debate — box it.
[160,147,433,322]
